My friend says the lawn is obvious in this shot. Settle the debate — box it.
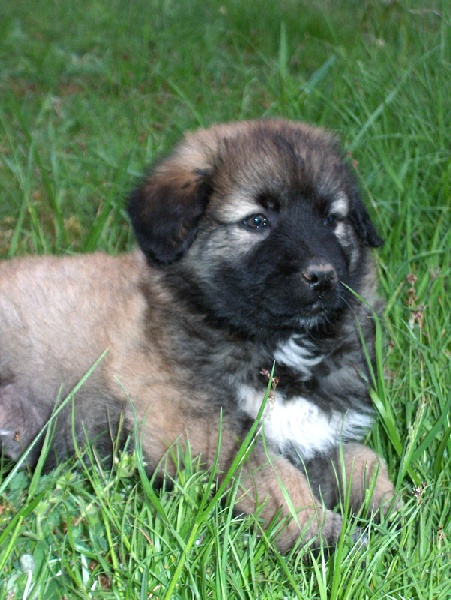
[0,0,449,598]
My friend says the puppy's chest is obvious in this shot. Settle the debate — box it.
[237,336,372,460]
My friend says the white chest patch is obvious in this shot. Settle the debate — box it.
[238,386,373,460]
[273,335,323,380]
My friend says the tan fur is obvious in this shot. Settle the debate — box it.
[0,120,399,552]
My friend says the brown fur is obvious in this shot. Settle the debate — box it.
[0,120,398,551]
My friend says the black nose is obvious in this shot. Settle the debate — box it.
[301,263,337,291]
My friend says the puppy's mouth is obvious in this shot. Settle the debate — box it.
[298,302,339,327]
[283,279,352,326]
[306,291,342,312]
[262,295,346,333]
[304,298,342,318]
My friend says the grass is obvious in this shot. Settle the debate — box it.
[0,0,449,597]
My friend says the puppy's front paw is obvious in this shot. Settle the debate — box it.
[342,443,401,518]
[368,479,403,519]
[276,507,343,553]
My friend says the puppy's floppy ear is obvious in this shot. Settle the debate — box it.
[128,163,212,265]
[349,196,384,247]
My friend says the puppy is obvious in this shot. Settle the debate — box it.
[0,120,397,551]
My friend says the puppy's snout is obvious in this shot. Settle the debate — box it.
[301,263,337,291]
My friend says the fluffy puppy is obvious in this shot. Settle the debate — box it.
[0,120,397,551]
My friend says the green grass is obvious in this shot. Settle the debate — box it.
[0,0,450,597]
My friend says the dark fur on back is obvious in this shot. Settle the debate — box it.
[0,120,397,552]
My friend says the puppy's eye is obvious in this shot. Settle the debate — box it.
[324,214,343,226]
[242,214,270,230]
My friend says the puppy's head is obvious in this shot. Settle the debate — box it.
[128,120,383,335]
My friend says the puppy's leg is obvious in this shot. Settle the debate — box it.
[136,406,343,552]
[235,446,344,553]
[338,443,399,515]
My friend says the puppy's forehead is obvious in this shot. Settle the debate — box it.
[197,121,352,218]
